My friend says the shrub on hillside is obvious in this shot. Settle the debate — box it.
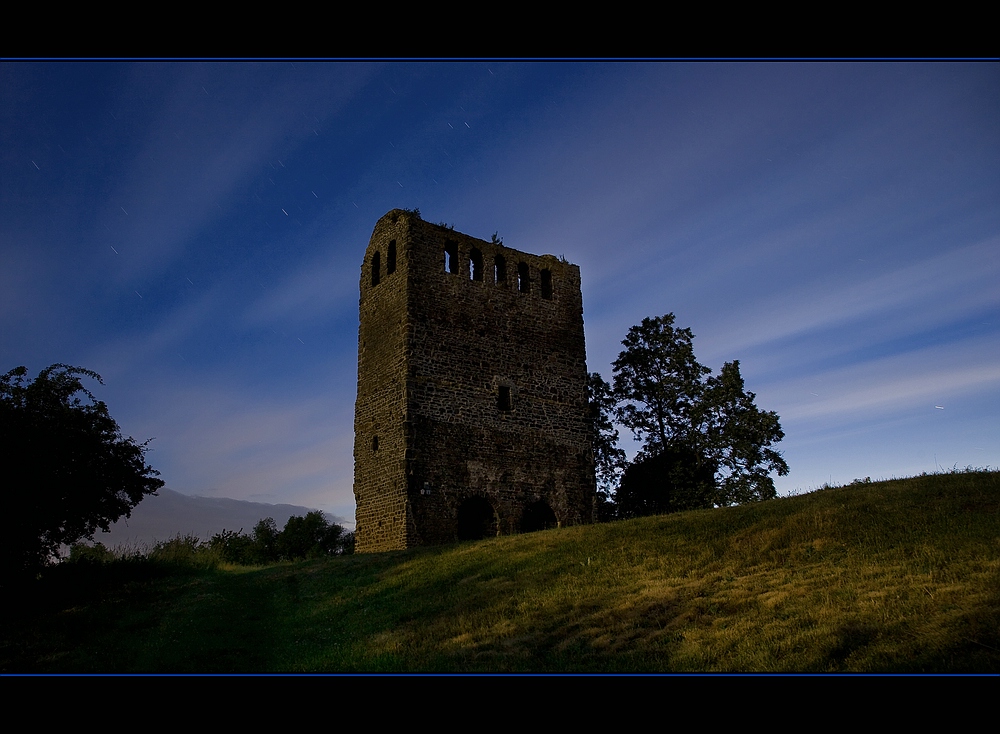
[210,512,353,565]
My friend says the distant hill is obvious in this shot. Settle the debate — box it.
[91,488,351,548]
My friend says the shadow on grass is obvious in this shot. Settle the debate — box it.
[1,560,286,673]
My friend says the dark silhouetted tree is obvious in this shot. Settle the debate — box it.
[612,314,712,456]
[1,364,164,579]
[252,517,280,562]
[616,444,718,518]
[605,314,788,514]
[701,360,788,505]
[587,372,627,521]
[277,510,346,560]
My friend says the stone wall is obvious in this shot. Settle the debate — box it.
[353,209,595,552]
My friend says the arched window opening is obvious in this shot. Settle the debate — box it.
[444,240,458,274]
[520,501,558,533]
[470,248,483,282]
[371,251,381,287]
[517,262,530,293]
[494,254,507,285]
[498,385,512,412]
[387,240,396,275]
[541,269,552,299]
[457,497,499,541]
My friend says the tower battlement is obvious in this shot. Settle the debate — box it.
[353,209,595,552]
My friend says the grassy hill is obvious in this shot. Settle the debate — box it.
[3,469,998,673]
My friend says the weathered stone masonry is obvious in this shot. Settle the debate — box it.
[353,209,595,552]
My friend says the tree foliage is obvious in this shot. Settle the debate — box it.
[616,444,717,518]
[701,360,789,505]
[612,314,712,455]
[1,364,164,579]
[596,314,789,516]
[210,511,353,565]
[587,372,627,520]
[277,511,350,560]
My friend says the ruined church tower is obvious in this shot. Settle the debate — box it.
[353,209,595,552]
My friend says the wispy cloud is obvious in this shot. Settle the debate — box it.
[95,64,378,282]
[765,336,1000,424]
[241,238,359,328]
[143,381,355,511]
[697,236,999,366]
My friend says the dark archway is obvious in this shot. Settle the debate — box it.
[457,497,499,541]
[520,501,558,533]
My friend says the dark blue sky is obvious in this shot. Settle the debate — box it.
[3,61,998,525]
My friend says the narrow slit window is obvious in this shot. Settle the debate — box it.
[371,251,381,287]
[470,248,483,281]
[517,262,530,293]
[387,240,396,275]
[494,254,507,285]
[444,240,458,274]
[541,269,552,299]
[498,386,512,412]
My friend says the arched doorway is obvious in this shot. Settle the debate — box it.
[520,501,558,533]
[457,497,499,541]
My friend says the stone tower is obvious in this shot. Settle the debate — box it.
[353,209,595,552]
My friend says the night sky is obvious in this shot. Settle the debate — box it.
[3,61,997,528]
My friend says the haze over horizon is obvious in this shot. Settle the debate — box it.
[3,61,998,525]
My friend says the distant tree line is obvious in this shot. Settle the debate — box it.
[67,511,354,569]
[589,313,789,520]
[209,511,354,564]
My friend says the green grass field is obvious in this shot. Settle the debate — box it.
[3,469,998,673]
